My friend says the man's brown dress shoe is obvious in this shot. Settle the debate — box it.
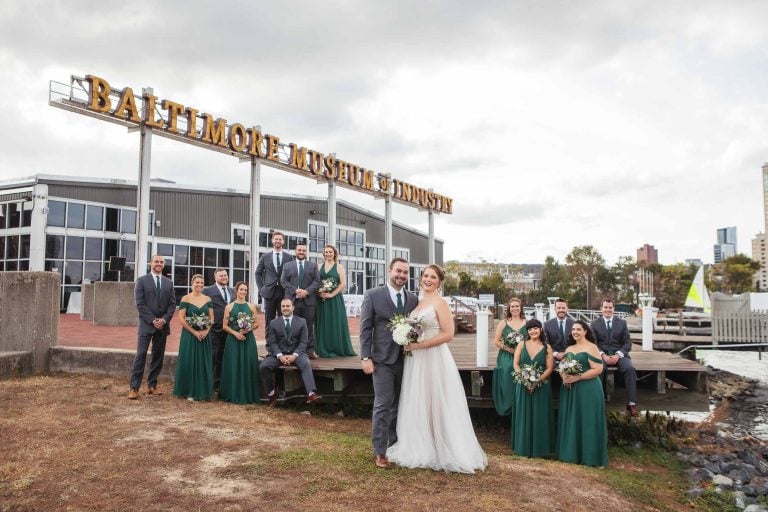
[307,350,318,360]
[147,387,162,395]
[267,390,278,408]
[374,454,390,469]
[626,404,640,417]
[128,389,139,400]
[306,391,322,404]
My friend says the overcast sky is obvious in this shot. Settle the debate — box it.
[1,1,767,266]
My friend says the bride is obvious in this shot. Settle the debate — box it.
[386,264,488,473]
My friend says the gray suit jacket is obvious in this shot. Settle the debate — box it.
[591,316,632,356]
[265,315,309,356]
[255,250,294,300]
[202,284,235,329]
[543,317,574,354]
[280,259,321,305]
[359,286,418,366]
[135,273,176,335]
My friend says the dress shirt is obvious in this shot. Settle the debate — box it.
[601,315,624,358]
[386,282,406,310]
[276,315,297,357]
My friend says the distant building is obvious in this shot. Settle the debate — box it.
[714,226,737,263]
[685,258,703,268]
[751,233,767,291]
[636,243,658,265]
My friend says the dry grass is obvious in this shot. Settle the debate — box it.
[1,374,687,512]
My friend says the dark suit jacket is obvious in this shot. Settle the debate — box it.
[135,273,176,335]
[280,259,321,305]
[265,315,309,356]
[543,317,574,354]
[202,284,235,329]
[590,316,632,356]
[359,285,418,365]
[255,250,294,300]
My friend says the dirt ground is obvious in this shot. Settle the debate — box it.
[1,374,685,512]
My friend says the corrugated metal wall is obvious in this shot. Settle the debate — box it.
[47,184,136,207]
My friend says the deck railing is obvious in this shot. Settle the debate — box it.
[712,309,768,344]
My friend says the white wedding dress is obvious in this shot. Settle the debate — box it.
[387,305,488,473]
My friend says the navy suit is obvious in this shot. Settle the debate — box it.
[590,316,637,404]
[202,284,235,389]
[130,273,176,390]
[260,315,317,395]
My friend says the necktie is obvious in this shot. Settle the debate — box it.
[284,318,291,338]
[607,320,612,338]
[222,287,228,303]
[559,320,565,339]
[298,261,304,285]
[396,292,403,315]
[276,252,282,272]
[155,275,160,296]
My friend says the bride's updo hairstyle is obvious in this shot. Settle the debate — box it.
[424,264,445,283]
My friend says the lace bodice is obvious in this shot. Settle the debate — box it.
[410,305,441,341]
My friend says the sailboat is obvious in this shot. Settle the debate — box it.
[684,265,712,314]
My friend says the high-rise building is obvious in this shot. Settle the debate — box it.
[714,226,737,263]
[636,243,658,265]
[685,259,703,268]
[751,233,767,291]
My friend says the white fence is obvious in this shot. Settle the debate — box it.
[712,310,768,344]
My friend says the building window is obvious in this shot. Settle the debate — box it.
[86,205,103,230]
[121,209,137,234]
[105,207,120,232]
[67,203,85,228]
[336,228,364,257]
[47,200,66,227]
[309,223,327,253]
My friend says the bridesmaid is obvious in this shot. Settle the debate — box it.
[491,297,526,416]
[512,318,554,458]
[218,282,260,404]
[556,320,608,467]
[173,274,214,401]
[314,244,356,357]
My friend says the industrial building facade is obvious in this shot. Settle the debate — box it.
[0,174,443,310]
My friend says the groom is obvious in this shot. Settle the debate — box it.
[359,257,418,469]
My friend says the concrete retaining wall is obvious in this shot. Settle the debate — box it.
[48,346,177,382]
[0,351,33,379]
[80,283,94,321]
[0,272,59,373]
[92,282,138,326]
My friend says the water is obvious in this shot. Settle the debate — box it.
[669,350,768,440]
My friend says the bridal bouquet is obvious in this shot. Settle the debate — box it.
[319,277,338,294]
[233,311,256,333]
[388,314,424,357]
[557,353,583,376]
[503,330,525,349]
[513,363,543,392]
[186,312,211,331]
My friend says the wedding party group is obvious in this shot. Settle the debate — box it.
[492,296,639,468]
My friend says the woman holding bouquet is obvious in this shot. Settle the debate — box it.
[512,318,554,458]
[387,265,487,473]
[556,320,608,467]
[173,274,215,401]
[315,244,356,357]
[218,282,260,404]
[492,297,527,416]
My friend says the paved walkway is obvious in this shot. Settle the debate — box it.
[58,314,361,352]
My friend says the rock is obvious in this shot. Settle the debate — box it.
[742,451,763,467]
[705,462,722,474]
[686,467,714,482]
[722,461,741,473]
[300,410,311,416]
[686,487,705,500]
[709,453,724,462]
[713,474,734,488]
[734,490,747,509]
[742,484,759,497]
[335,410,345,418]
[689,454,709,467]
[757,460,768,476]
[744,505,768,512]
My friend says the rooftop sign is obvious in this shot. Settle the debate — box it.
[49,75,453,214]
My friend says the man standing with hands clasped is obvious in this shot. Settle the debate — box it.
[544,298,574,362]
[590,298,640,417]
[281,242,321,359]
[203,268,235,392]
[255,231,293,326]
[359,257,418,469]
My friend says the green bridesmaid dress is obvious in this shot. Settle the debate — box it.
[218,302,261,404]
[315,262,356,357]
[173,301,214,401]
[492,323,526,416]
[512,340,554,458]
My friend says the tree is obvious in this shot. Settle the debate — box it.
[457,271,478,296]
[655,263,698,309]
[530,256,570,304]
[611,256,638,304]
[710,255,761,294]
[478,272,509,305]
[565,246,606,309]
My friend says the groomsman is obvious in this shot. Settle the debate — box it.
[203,268,235,392]
[260,299,321,406]
[590,298,640,417]
[255,231,294,326]
[280,242,321,359]
[543,298,574,362]
[128,255,176,399]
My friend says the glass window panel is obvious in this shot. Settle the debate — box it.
[157,243,173,257]
[66,236,84,260]
[309,224,316,237]
[174,288,186,305]
[174,245,189,265]
[45,260,64,275]
[47,200,66,227]
[121,263,135,282]
[105,208,119,232]
[65,261,83,285]
[233,250,245,268]
[121,240,136,262]
[19,260,29,271]
[22,201,32,227]
[7,235,19,259]
[7,203,20,228]
[83,261,101,283]
[218,248,230,267]
[174,266,189,286]
[0,236,5,259]
[356,232,364,245]
[259,232,269,248]
[20,234,30,259]
[0,262,4,271]
[121,209,136,234]
[67,203,85,228]
[45,235,64,259]
[309,239,318,253]
[204,267,215,284]
[102,262,118,282]
[85,238,102,260]
[204,247,217,266]
[5,261,17,271]
[190,246,203,266]
[86,205,103,230]
[190,267,203,279]
[0,204,5,229]
[233,228,246,245]
[104,239,118,259]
